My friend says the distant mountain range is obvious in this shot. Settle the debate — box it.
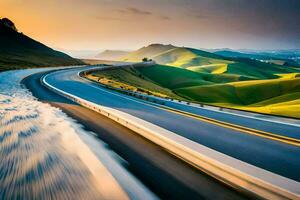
[57,49,101,59]
[213,49,300,66]
[118,44,300,67]
[0,18,83,71]
[95,50,130,60]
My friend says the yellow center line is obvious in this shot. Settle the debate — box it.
[155,104,300,147]
[84,76,300,147]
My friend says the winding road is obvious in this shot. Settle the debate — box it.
[23,65,300,199]
[23,70,248,200]
[44,67,300,180]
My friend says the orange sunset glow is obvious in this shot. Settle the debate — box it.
[1,0,300,51]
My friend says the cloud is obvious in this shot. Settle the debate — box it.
[160,15,170,20]
[115,7,170,21]
[117,7,152,15]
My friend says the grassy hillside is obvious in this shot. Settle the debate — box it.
[89,62,300,118]
[122,44,231,67]
[87,66,180,98]
[121,44,175,62]
[153,47,232,68]
[122,43,298,80]
[176,78,300,118]
[0,18,83,71]
[89,43,300,118]
[175,78,300,105]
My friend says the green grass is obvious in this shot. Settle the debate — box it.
[90,44,300,119]
[88,67,181,99]
[174,77,300,118]
[152,47,232,68]
[175,78,300,104]
[187,59,300,80]
[187,64,228,74]
[136,65,214,89]
[122,44,232,68]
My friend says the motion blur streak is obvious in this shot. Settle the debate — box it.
[0,69,128,199]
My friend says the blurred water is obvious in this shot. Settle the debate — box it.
[0,69,123,199]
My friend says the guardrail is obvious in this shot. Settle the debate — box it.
[83,63,300,123]
[81,63,211,108]
[81,65,300,146]
[42,68,300,200]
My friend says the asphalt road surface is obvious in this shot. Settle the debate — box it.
[23,71,251,200]
[41,67,300,182]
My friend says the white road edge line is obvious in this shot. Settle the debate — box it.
[85,65,300,128]
[42,68,300,200]
[41,69,158,200]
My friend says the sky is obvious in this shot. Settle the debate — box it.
[1,0,300,51]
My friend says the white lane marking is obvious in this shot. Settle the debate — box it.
[49,67,300,136]
[44,70,300,200]
[77,70,300,128]
[87,66,300,127]
[43,73,159,200]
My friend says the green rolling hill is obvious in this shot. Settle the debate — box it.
[121,43,175,62]
[122,44,231,67]
[89,43,300,118]
[0,18,84,71]
[152,47,232,68]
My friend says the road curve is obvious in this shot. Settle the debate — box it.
[140,94,300,140]
[23,70,249,200]
[41,66,300,183]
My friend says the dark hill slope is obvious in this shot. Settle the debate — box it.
[0,18,83,71]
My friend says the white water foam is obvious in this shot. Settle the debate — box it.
[0,69,144,199]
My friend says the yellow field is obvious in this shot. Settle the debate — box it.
[187,64,228,74]
[176,77,300,118]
